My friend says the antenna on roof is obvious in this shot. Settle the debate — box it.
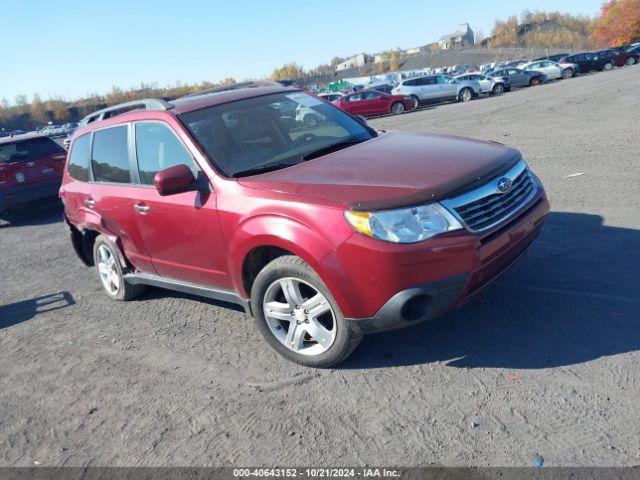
[79,98,173,127]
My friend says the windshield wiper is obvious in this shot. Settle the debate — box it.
[301,138,366,161]
[231,163,296,178]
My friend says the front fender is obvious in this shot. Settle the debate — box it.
[227,214,344,300]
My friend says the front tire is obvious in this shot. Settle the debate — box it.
[491,83,504,95]
[562,68,574,79]
[458,88,473,102]
[93,235,145,301]
[625,57,636,66]
[390,102,405,115]
[603,62,613,71]
[251,256,362,368]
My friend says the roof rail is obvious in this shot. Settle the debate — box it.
[179,80,283,99]
[79,98,173,127]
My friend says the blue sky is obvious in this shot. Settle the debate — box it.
[1,0,603,102]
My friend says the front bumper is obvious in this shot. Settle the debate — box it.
[333,192,549,334]
[0,178,61,212]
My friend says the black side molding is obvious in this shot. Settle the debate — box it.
[123,273,251,315]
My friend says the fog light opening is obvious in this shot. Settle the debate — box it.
[401,294,432,322]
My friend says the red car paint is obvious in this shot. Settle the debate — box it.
[62,86,549,332]
[334,89,415,117]
[0,134,66,213]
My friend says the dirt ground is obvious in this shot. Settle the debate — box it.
[1,66,639,467]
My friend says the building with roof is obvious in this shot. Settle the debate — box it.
[438,23,474,50]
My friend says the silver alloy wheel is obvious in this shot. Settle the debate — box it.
[460,89,472,102]
[626,57,635,66]
[493,83,504,94]
[263,277,337,356]
[391,102,405,114]
[604,62,613,71]
[97,245,120,296]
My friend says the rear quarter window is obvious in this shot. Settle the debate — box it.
[68,134,91,181]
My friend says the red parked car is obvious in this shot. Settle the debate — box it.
[0,134,67,215]
[61,84,549,367]
[334,89,415,117]
[595,48,639,67]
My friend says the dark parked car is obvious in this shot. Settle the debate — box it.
[61,86,548,367]
[0,134,67,214]
[486,68,547,88]
[334,89,415,116]
[594,48,638,67]
[558,53,614,73]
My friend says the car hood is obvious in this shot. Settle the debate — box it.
[238,132,521,211]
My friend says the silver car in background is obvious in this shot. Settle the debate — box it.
[392,75,482,106]
[454,73,509,94]
[520,60,576,80]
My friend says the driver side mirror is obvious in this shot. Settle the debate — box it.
[154,164,196,196]
[354,115,368,127]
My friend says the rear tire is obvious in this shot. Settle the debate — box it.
[491,83,504,95]
[93,235,146,301]
[625,57,636,66]
[603,62,613,71]
[250,255,362,368]
[409,95,419,109]
[562,68,574,79]
[458,88,473,102]
[390,102,405,115]
[529,76,542,86]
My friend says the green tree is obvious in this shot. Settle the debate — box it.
[270,62,305,80]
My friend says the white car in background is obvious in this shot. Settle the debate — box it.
[520,60,576,80]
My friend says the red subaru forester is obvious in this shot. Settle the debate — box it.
[61,83,549,367]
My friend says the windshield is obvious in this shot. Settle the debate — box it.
[179,91,375,177]
[0,137,64,163]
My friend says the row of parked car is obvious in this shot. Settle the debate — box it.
[305,44,640,121]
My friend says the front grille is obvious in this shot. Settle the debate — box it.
[442,159,536,232]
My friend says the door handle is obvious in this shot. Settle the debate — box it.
[134,203,150,213]
[84,199,95,207]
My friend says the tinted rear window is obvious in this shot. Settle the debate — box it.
[91,126,131,183]
[0,137,64,163]
[68,134,91,181]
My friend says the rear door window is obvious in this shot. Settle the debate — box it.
[363,91,381,100]
[91,125,131,184]
[135,122,200,185]
[67,134,91,181]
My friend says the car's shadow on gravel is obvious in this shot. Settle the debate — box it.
[0,292,75,329]
[0,202,63,228]
[343,211,640,370]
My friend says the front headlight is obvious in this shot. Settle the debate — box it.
[344,203,463,244]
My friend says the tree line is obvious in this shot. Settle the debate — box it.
[0,78,235,132]
[488,2,640,49]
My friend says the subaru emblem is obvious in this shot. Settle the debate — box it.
[497,177,512,193]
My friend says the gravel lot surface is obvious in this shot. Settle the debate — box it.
[1,66,639,467]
